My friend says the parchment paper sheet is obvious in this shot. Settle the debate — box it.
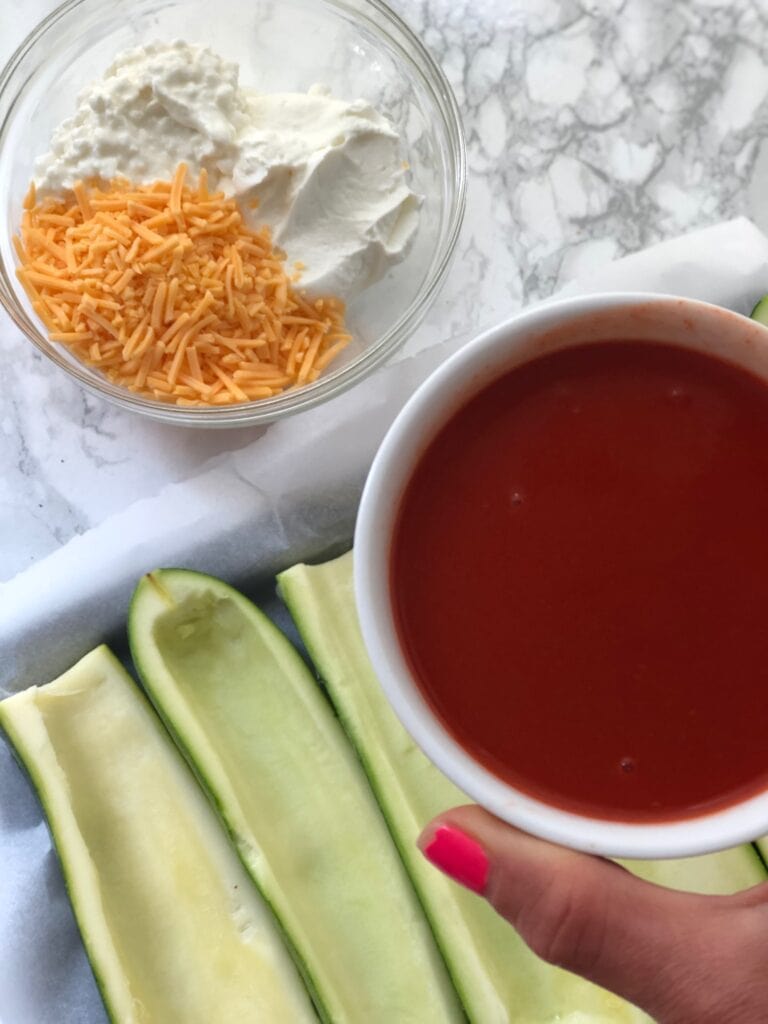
[2,216,768,1023]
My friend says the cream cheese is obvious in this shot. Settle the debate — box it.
[34,41,420,298]
[233,87,421,297]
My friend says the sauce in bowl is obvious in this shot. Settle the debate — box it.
[391,340,768,821]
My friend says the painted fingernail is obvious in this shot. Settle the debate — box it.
[420,824,489,894]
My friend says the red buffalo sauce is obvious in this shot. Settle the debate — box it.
[391,340,768,821]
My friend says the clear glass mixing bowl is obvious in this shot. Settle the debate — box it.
[0,0,465,426]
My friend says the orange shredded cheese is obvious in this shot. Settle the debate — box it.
[15,166,350,405]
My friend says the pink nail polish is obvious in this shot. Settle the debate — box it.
[421,824,489,894]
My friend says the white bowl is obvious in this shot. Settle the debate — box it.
[355,292,768,858]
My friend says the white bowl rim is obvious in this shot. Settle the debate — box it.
[354,290,768,858]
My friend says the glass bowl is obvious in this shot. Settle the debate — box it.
[0,0,465,427]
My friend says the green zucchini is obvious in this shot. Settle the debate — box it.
[278,551,768,1024]
[750,295,768,325]
[624,846,767,893]
[0,645,316,1024]
[128,569,463,1024]
[278,552,646,1022]
[752,837,768,873]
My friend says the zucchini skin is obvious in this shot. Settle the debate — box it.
[279,551,768,1024]
[1,645,318,1024]
[129,568,465,1024]
[1,706,119,1024]
[129,573,334,1022]
[277,555,631,1023]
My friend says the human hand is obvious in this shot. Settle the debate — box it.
[418,806,768,1024]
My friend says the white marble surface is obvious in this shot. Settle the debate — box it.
[2,0,768,581]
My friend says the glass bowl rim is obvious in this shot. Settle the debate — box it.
[0,0,466,427]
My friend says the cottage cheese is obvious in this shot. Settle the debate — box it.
[35,42,248,192]
[34,41,420,298]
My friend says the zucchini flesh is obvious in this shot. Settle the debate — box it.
[279,551,768,1024]
[624,846,767,893]
[128,569,463,1024]
[0,646,316,1024]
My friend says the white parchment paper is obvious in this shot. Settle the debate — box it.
[2,216,768,1023]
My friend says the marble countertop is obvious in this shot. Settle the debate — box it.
[2,0,768,582]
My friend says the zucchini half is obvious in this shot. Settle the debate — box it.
[0,646,316,1024]
[750,295,768,325]
[278,551,768,1024]
[129,569,463,1024]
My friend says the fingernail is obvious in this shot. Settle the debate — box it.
[420,824,489,894]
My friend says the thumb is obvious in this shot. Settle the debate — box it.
[418,806,768,1024]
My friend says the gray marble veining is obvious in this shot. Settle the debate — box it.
[2,0,768,579]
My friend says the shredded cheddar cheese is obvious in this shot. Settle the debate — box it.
[15,165,351,405]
